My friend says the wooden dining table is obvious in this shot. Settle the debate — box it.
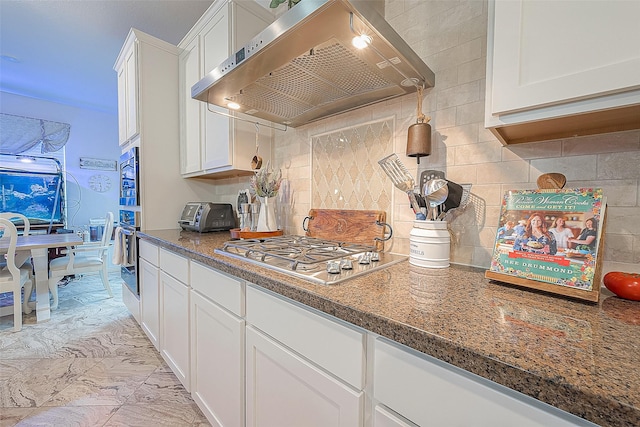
[0,233,83,322]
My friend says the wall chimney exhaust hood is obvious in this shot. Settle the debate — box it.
[191,0,435,128]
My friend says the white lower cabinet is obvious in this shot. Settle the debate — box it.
[159,249,190,391]
[374,338,596,427]
[246,326,363,427]
[190,291,244,427]
[139,244,596,427]
[139,258,160,349]
[374,405,416,427]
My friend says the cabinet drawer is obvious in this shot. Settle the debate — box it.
[246,285,364,390]
[139,239,159,266]
[374,338,593,427]
[159,248,189,283]
[190,261,244,316]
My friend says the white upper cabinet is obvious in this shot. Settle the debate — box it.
[179,0,274,178]
[485,0,640,145]
[115,38,139,146]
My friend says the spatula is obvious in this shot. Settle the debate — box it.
[378,154,423,218]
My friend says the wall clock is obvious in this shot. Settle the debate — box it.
[89,174,112,193]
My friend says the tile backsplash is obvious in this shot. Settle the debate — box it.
[310,119,394,213]
[211,0,639,277]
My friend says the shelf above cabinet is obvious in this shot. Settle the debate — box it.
[489,103,640,145]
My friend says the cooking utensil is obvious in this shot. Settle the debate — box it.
[442,184,472,221]
[420,170,445,190]
[251,123,263,170]
[378,154,423,219]
[424,178,448,220]
[537,173,566,189]
[442,180,465,212]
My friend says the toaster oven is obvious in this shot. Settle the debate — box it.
[179,202,234,233]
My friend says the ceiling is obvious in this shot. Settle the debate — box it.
[0,0,221,114]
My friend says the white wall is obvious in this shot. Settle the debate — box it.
[0,91,121,230]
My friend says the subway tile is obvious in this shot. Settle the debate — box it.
[563,130,640,156]
[439,123,479,147]
[564,180,638,207]
[478,124,497,143]
[458,58,486,84]
[436,81,481,110]
[476,159,530,184]
[429,38,483,72]
[385,0,405,20]
[597,151,640,180]
[459,14,488,44]
[502,140,562,161]
[469,184,503,208]
[434,107,457,129]
[604,206,640,236]
[530,155,597,181]
[472,246,493,268]
[445,164,478,184]
[421,28,460,57]
[456,100,485,125]
[602,233,635,264]
[453,141,502,165]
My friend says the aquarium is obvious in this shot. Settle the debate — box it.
[0,170,64,229]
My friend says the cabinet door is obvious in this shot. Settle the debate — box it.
[124,43,139,141]
[201,7,232,171]
[179,36,203,175]
[116,64,128,145]
[490,0,640,115]
[374,338,591,427]
[160,271,190,391]
[374,405,416,427]
[191,290,244,427]
[139,258,159,349]
[246,326,363,427]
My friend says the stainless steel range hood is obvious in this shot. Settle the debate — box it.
[191,0,435,128]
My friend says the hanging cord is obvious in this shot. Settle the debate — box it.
[415,86,430,124]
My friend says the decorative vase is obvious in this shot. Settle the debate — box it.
[257,196,278,232]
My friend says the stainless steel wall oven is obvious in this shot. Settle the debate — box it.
[118,209,140,296]
[119,147,139,207]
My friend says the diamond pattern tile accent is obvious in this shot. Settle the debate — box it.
[311,119,394,215]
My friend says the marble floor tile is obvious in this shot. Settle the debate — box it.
[104,403,207,426]
[10,405,119,427]
[129,372,195,405]
[0,272,210,427]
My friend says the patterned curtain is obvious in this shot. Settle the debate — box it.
[0,113,71,154]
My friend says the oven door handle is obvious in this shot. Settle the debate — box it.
[119,226,136,236]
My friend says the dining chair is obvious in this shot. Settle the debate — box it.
[0,212,33,270]
[48,212,115,309]
[0,218,34,331]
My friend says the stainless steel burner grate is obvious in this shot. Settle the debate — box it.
[216,235,407,285]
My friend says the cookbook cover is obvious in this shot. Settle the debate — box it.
[488,188,605,293]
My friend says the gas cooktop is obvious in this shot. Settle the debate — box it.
[215,235,407,285]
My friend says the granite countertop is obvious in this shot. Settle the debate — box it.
[139,229,639,427]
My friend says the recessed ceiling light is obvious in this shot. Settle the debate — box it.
[227,101,241,110]
[1,55,20,63]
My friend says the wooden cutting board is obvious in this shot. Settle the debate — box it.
[305,209,387,251]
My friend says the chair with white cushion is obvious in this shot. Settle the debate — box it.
[48,212,114,309]
[0,218,34,331]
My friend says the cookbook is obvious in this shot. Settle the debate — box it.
[486,188,606,302]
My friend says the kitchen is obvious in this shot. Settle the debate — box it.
[2,0,640,426]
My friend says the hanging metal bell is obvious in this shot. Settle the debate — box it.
[406,120,431,164]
